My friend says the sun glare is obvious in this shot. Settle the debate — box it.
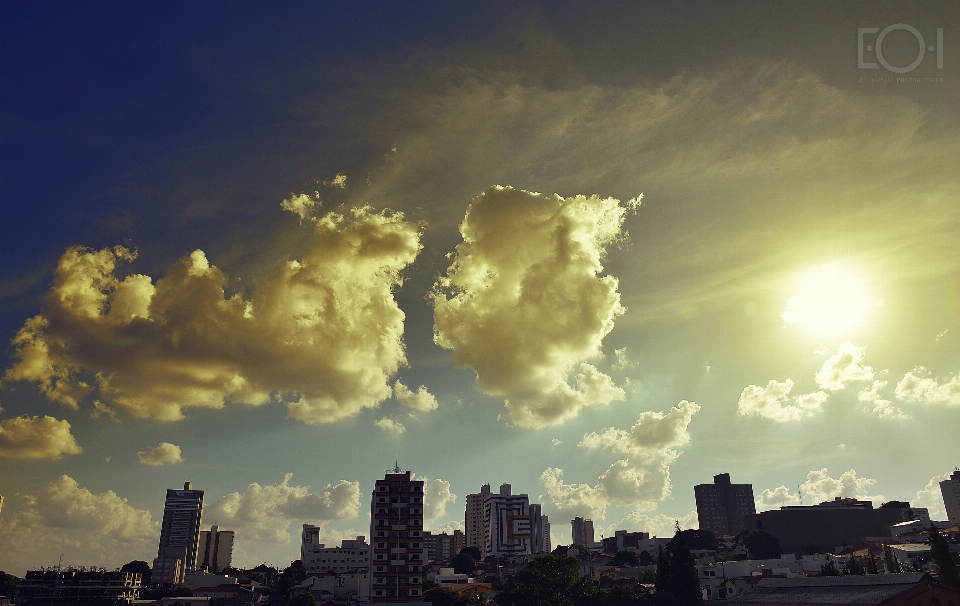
[782,264,872,338]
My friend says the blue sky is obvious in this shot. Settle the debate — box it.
[1,2,959,575]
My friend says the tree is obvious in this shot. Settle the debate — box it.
[120,560,152,586]
[745,531,782,560]
[288,593,317,606]
[667,526,703,606]
[452,552,478,575]
[802,544,823,556]
[845,557,866,576]
[553,545,569,556]
[272,560,308,606]
[583,585,653,606]
[460,546,482,561]
[495,555,593,606]
[820,559,840,576]
[424,587,459,606]
[613,550,641,567]
[0,572,21,598]
[929,525,960,588]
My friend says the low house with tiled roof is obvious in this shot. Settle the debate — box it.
[729,572,960,606]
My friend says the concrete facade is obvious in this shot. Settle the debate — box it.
[695,473,756,536]
[153,482,204,586]
[368,468,425,602]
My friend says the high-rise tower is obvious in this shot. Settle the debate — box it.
[153,481,204,586]
[694,473,756,536]
[369,465,425,602]
[940,469,960,523]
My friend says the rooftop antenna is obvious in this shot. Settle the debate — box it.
[798,485,803,506]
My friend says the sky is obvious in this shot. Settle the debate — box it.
[1,2,959,576]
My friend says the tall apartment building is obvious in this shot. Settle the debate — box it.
[153,482,204,586]
[198,525,234,571]
[421,530,466,563]
[482,484,531,557]
[529,504,551,554]
[465,484,491,549]
[940,469,960,523]
[369,467,425,602]
[571,517,595,548]
[694,473,756,536]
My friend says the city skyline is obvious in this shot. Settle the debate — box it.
[2,3,960,576]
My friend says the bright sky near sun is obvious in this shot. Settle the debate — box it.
[1,3,959,575]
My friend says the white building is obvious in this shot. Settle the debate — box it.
[483,484,531,557]
[572,517,595,549]
[940,469,960,524]
[198,525,234,571]
[465,484,491,549]
[301,526,370,575]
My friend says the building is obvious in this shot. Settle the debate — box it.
[422,530,465,563]
[300,528,370,576]
[18,570,142,605]
[601,530,650,553]
[198,525,234,571]
[940,468,960,523]
[529,504,550,554]
[571,516,595,549]
[482,484,531,557]
[694,473,756,536]
[730,573,960,606]
[465,484,491,549]
[153,481,205,586]
[745,497,910,555]
[369,465,425,602]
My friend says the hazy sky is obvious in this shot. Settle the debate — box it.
[2,2,959,575]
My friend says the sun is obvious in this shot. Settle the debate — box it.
[782,264,873,338]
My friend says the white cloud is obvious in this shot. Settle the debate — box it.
[0,415,82,459]
[280,193,319,222]
[858,380,907,419]
[3,206,421,424]
[802,468,882,505]
[394,381,439,412]
[426,520,464,535]
[551,438,563,447]
[895,367,960,406]
[431,186,636,428]
[207,473,360,544]
[913,473,949,520]
[0,475,158,575]
[615,510,699,538]
[539,467,609,520]
[137,442,184,466]
[375,417,407,434]
[422,479,456,522]
[541,401,700,519]
[755,485,799,508]
[322,173,347,189]
[737,379,828,422]
[815,342,875,391]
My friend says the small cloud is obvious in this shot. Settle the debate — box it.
[837,443,846,449]
[104,456,111,462]
[322,173,347,189]
[936,330,948,341]
[736,379,828,422]
[280,193,318,222]
[0,415,82,459]
[393,381,439,412]
[814,342,875,391]
[551,438,563,447]
[137,442,183,466]
[814,344,831,356]
[375,417,406,435]
[90,400,119,423]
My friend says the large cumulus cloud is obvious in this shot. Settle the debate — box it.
[3,205,421,423]
[207,473,361,544]
[431,186,637,428]
[0,475,158,575]
[540,401,699,519]
[0,415,81,459]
